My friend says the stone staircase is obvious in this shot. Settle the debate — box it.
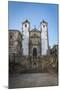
[9,56,58,74]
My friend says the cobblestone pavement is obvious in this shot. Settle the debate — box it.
[9,73,58,89]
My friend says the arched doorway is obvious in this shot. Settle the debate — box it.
[33,48,37,57]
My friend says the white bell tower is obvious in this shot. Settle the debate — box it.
[40,20,49,55]
[22,20,30,56]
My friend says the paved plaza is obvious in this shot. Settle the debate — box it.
[9,73,58,89]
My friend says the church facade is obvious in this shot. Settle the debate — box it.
[22,20,49,57]
[9,20,58,73]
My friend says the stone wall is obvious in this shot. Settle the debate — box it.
[9,55,58,73]
[9,30,22,63]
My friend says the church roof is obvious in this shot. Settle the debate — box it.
[22,19,30,24]
[30,28,40,32]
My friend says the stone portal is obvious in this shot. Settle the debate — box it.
[33,48,37,57]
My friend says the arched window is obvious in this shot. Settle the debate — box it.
[25,24,27,27]
[43,25,45,27]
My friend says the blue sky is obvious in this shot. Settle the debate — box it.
[8,1,58,47]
